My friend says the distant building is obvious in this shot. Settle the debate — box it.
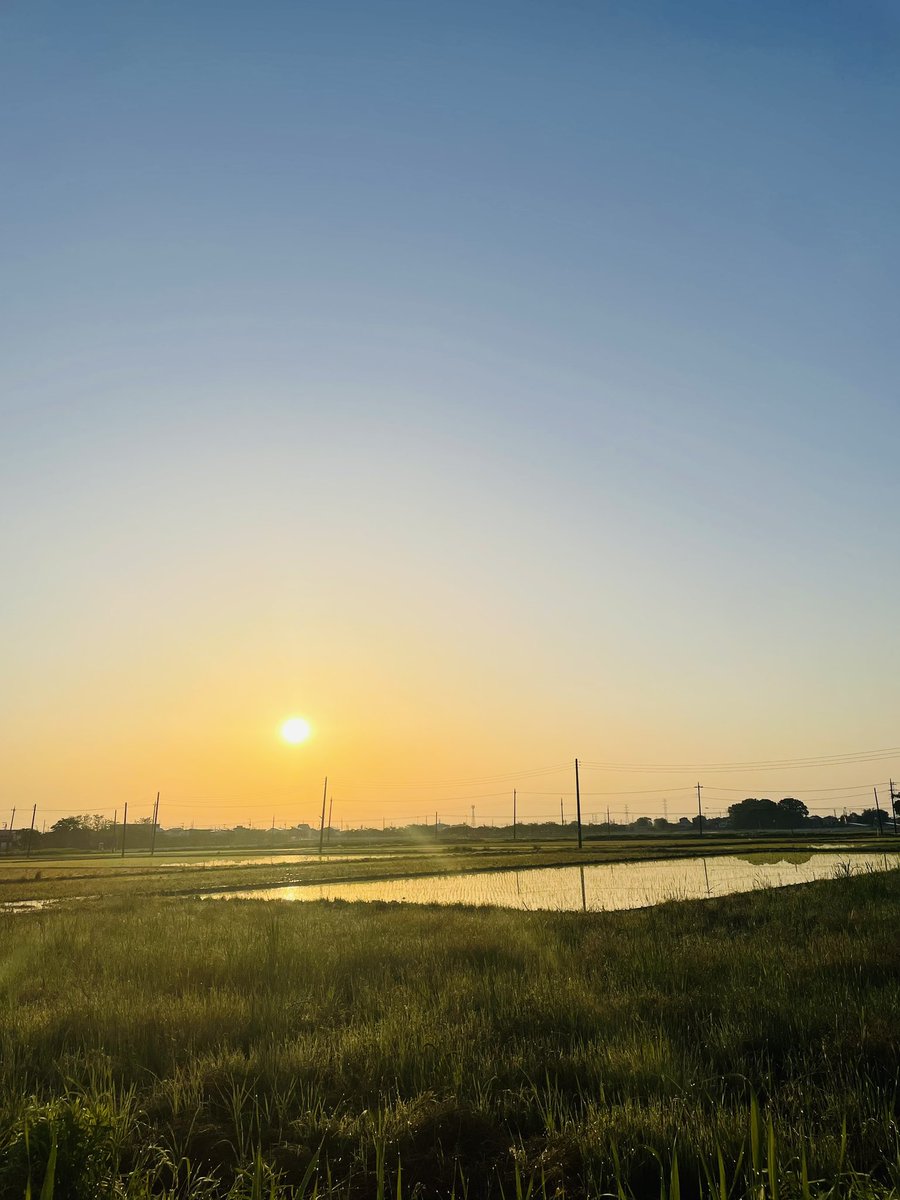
[0,829,19,854]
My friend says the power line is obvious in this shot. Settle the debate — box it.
[521,786,697,797]
[703,783,882,797]
[343,762,573,790]
[579,744,900,773]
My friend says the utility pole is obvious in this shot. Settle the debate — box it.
[150,792,159,856]
[112,809,117,853]
[471,804,475,827]
[890,780,899,837]
[873,786,883,837]
[696,783,704,836]
[575,758,583,849]
[513,789,517,841]
[9,807,15,835]
[318,776,328,856]
[26,804,36,859]
[121,802,128,858]
[560,798,565,826]
[606,805,610,826]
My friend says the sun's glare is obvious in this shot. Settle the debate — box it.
[281,717,311,745]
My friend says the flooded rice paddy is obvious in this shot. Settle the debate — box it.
[145,852,403,870]
[205,850,899,912]
[0,898,62,913]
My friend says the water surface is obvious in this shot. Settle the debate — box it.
[0,898,62,913]
[204,851,898,912]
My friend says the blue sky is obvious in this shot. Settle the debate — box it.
[2,2,899,822]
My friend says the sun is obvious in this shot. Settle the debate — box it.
[281,717,312,745]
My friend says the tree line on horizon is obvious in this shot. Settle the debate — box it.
[1,795,894,851]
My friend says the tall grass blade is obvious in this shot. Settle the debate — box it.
[295,1146,321,1199]
[766,1117,778,1200]
[38,1129,56,1200]
[800,1146,810,1200]
[750,1094,762,1177]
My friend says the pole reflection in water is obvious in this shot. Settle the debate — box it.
[702,857,711,898]
[580,865,587,912]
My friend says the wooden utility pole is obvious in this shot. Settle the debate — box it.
[26,804,36,859]
[560,798,564,825]
[150,792,160,856]
[890,780,899,837]
[873,786,883,837]
[121,802,128,858]
[696,783,704,836]
[9,807,15,835]
[512,789,517,841]
[575,758,583,849]
[318,776,328,856]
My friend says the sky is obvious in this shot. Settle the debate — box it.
[2,1,900,830]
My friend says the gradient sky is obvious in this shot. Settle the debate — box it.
[2,1,899,829]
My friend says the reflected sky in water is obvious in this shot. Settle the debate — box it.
[205,851,898,913]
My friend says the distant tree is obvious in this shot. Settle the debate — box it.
[49,814,115,848]
[858,808,888,828]
[776,797,809,828]
[653,817,670,830]
[49,815,96,849]
[728,798,780,829]
[634,817,653,830]
[51,816,85,835]
[84,814,114,832]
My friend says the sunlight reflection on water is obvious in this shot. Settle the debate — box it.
[203,851,898,912]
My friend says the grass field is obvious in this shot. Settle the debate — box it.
[1,860,898,1198]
